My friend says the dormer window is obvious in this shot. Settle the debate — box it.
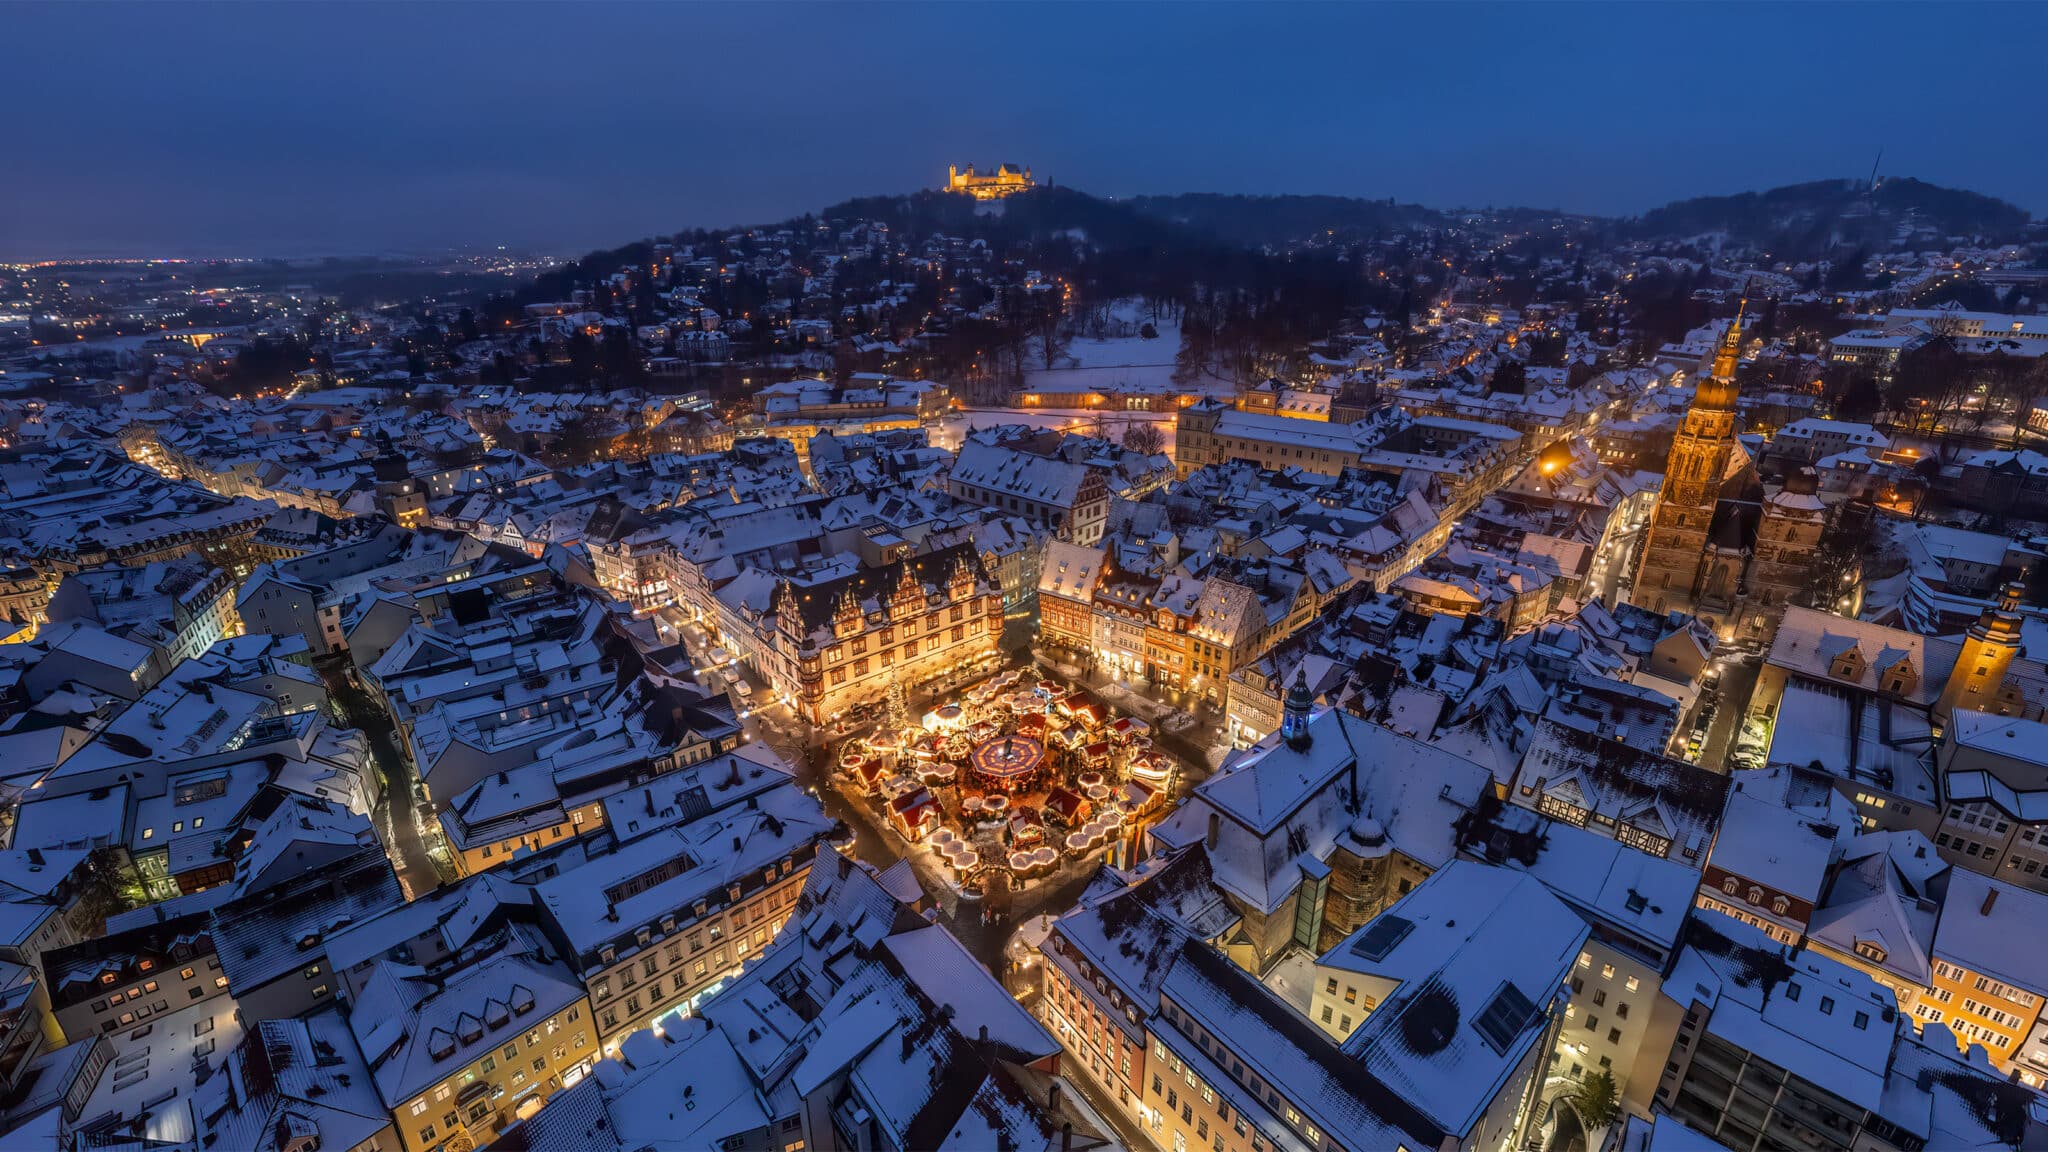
[1855,940,1888,964]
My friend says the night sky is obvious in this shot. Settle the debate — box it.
[8,1,2043,259]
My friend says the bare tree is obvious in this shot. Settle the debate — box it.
[1035,306,1072,372]
[1894,309,1970,433]
[1122,422,1166,456]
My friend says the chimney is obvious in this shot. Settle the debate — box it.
[979,1024,989,1045]
[1982,887,2000,917]
[1048,1081,1061,1111]
[1206,812,1219,851]
[1062,1122,1074,1152]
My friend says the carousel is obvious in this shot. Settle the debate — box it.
[970,732,1046,792]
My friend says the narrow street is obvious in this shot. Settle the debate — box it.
[317,660,450,899]
[1692,657,1762,772]
[1588,519,1646,609]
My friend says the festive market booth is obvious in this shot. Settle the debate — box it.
[1057,691,1110,730]
[1109,716,1150,743]
[1043,787,1088,829]
[1128,749,1173,784]
[888,788,941,841]
[1008,806,1046,847]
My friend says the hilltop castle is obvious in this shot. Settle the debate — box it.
[945,163,1033,200]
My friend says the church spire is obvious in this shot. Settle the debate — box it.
[1713,299,1746,381]
[1695,299,1746,413]
[1282,667,1314,749]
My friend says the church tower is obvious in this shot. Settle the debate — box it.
[1937,581,2028,722]
[1281,667,1314,749]
[1633,305,1747,617]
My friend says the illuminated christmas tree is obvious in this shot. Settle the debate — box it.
[883,669,910,735]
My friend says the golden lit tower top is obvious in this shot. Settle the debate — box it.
[1696,299,1746,412]
[1936,579,2029,720]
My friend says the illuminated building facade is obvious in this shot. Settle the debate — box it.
[945,162,1034,200]
[767,543,1003,724]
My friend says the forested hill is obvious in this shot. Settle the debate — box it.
[1625,177,2031,254]
[822,186,1200,250]
[821,179,2032,256]
[509,176,2031,307]
[1123,193,1452,246]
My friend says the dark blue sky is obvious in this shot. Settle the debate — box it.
[8,2,2043,259]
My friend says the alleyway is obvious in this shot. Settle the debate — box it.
[317,660,451,900]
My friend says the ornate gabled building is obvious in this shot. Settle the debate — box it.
[766,542,1003,723]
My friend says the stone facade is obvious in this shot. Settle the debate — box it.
[769,543,1003,724]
